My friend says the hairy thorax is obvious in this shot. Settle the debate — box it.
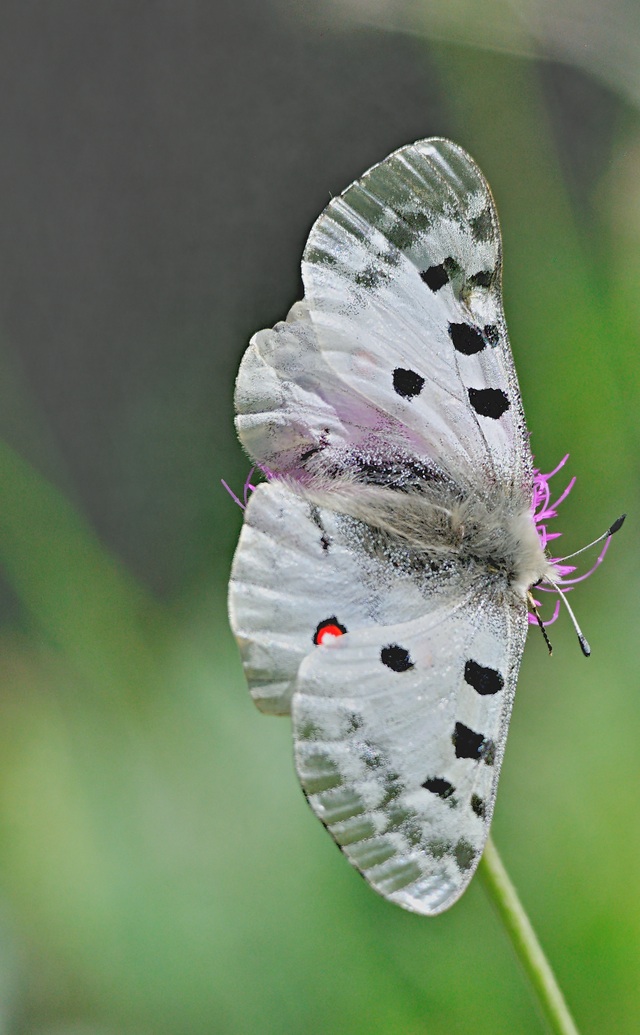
[297,474,559,600]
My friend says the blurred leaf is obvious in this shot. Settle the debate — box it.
[0,439,168,703]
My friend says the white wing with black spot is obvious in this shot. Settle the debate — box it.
[229,478,463,715]
[236,139,532,496]
[229,477,528,914]
[293,593,526,915]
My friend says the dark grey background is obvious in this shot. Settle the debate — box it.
[0,1,617,598]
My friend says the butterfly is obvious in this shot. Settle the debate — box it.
[227,138,621,915]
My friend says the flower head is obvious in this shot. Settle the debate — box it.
[530,455,615,627]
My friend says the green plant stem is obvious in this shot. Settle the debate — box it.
[478,837,580,1035]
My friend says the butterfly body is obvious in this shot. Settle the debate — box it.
[301,473,556,599]
[229,139,560,914]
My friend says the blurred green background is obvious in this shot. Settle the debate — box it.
[0,2,638,1033]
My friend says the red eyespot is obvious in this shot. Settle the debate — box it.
[313,617,348,645]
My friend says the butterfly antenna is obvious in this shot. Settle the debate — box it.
[527,594,553,656]
[556,514,626,562]
[545,580,591,657]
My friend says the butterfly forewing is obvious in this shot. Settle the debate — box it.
[234,302,402,480]
[302,138,532,493]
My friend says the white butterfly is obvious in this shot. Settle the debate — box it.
[227,139,619,915]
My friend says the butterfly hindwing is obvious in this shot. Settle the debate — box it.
[230,476,529,914]
[229,477,467,715]
[293,595,526,915]
[228,478,363,716]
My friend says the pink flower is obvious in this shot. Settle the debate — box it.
[530,455,621,631]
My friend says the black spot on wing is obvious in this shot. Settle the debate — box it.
[393,368,425,399]
[421,263,449,291]
[380,644,414,672]
[468,387,510,419]
[452,722,495,765]
[449,322,486,356]
[421,776,455,800]
[470,794,486,819]
[452,722,483,760]
[464,659,504,696]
